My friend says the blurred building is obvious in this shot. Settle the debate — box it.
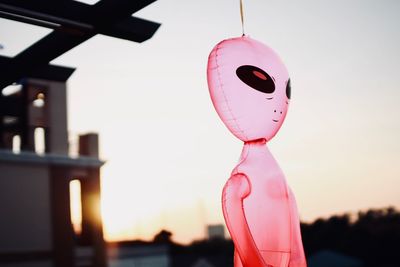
[207,225,225,240]
[308,250,363,267]
[107,242,170,267]
[104,236,234,267]
[0,69,107,267]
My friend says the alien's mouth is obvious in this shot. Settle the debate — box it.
[272,119,279,122]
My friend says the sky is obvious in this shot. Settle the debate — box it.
[1,0,400,244]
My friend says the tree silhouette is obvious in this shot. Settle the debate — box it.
[301,207,400,267]
[153,229,173,244]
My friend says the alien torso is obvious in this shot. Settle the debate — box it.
[234,141,292,255]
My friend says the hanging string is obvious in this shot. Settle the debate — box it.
[239,0,245,36]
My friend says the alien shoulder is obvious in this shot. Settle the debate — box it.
[223,172,251,200]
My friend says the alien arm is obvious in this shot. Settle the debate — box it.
[287,188,307,267]
[222,173,270,267]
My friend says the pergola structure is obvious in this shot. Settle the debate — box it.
[0,0,161,89]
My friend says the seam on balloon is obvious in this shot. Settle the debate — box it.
[214,41,248,140]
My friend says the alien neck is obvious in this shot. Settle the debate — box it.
[240,138,270,161]
[244,138,267,146]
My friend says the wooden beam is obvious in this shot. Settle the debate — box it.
[0,0,160,88]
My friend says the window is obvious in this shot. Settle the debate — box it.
[34,127,45,154]
[70,179,83,235]
[12,135,21,153]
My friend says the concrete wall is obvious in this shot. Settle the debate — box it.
[46,80,68,155]
[0,161,52,252]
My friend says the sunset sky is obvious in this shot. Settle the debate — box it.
[1,0,400,244]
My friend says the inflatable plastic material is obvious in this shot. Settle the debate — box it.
[207,36,307,267]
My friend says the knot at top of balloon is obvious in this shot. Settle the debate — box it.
[207,36,291,142]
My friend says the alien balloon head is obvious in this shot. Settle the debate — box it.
[207,36,291,142]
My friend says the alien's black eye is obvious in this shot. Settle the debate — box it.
[286,79,291,99]
[236,65,275,94]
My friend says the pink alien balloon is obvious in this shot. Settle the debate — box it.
[207,36,307,267]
